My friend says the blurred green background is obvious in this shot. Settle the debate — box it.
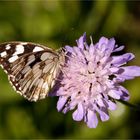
[0,0,140,139]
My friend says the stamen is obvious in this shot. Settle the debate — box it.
[90,36,93,44]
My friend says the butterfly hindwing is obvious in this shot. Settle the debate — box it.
[0,42,63,101]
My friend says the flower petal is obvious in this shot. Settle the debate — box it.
[96,98,105,107]
[65,45,74,53]
[100,112,109,122]
[106,38,115,54]
[87,109,98,128]
[113,45,125,52]
[117,66,140,80]
[62,106,70,114]
[98,107,109,121]
[97,37,108,49]
[76,33,86,50]
[108,89,121,99]
[118,86,130,101]
[94,105,109,121]
[57,96,67,111]
[111,53,135,66]
[109,67,119,73]
[107,100,117,110]
[72,103,84,121]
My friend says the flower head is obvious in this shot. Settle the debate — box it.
[56,33,140,128]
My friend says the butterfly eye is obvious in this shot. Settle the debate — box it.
[0,42,65,101]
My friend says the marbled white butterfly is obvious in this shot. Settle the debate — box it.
[0,42,65,101]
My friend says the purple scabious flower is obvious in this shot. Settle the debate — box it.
[56,33,140,128]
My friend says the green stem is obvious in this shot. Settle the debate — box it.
[117,100,140,111]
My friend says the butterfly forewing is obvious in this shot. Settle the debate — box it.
[0,42,64,101]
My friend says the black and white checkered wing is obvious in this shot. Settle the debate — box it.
[0,42,63,101]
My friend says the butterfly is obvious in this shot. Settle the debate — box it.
[0,42,65,101]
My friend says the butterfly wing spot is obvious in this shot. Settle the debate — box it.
[41,52,54,61]
[29,57,41,68]
[33,46,44,52]
[13,44,24,56]
[5,44,11,50]
[26,55,35,66]
[0,51,7,57]
[8,55,19,63]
